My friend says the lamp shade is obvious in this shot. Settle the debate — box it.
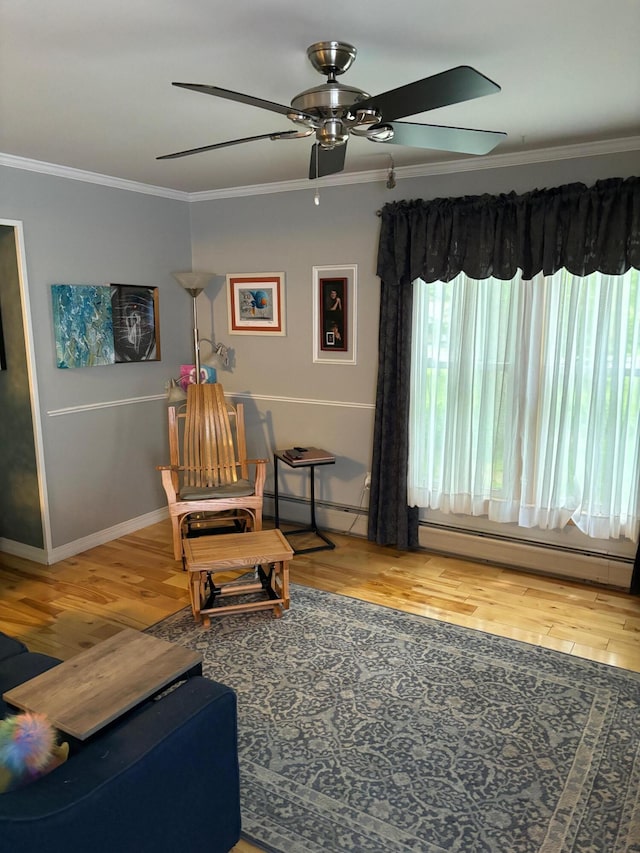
[171,271,214,298]
[167,378,188,404]
[202,341,230,369]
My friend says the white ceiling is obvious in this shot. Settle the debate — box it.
[1,0,639,195]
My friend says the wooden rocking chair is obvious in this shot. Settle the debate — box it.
[158,383,267,560]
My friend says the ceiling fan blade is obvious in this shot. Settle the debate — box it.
[355,66,501,122]
[371,121,506,155]
[172,82,315,121]
[157,130,306,160]
[308,144,347,179]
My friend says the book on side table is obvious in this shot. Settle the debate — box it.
[282,446,336,465]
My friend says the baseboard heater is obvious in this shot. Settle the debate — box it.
[418,522,633,590]
[265,492,633,590]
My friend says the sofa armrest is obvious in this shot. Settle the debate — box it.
[0,633,29,663]
[0,652,61,719]
[0,676,241,853]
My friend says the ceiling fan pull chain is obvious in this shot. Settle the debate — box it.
[314,144,320,206]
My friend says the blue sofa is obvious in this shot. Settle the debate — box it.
[0,631,241,853]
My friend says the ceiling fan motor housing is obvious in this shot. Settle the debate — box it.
[289,82,374,148]
[290,81,370,116]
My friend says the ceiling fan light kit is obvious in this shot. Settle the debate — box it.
[159,40,506,182]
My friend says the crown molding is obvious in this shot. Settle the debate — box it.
[0,153,189,200]
[188,136,640,201]
[1,136,638,203]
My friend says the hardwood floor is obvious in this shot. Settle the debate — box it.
[1,520,639,853]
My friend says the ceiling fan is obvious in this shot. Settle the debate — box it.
[158,40,506,180]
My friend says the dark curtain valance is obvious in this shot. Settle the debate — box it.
[377,176,640,285]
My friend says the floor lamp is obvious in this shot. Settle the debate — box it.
[172,271,214,384]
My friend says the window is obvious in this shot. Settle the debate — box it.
[409,268,640,542]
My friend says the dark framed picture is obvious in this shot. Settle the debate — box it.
[312,264,357,365]
[319,277,348,352]
[110,284,161,362]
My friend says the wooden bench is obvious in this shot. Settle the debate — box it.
[183,529,293,627]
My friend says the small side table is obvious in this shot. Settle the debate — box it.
[274,448,336,554]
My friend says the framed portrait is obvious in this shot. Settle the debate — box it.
[312,264,357,364]
[226,272,286,335]
[110,284,160,363]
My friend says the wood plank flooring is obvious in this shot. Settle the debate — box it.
[1,520,639,853]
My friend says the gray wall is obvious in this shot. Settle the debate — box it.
[1,148,639,555]
[189,150,640,513]
[190,184,384,510]
[0,166,193,550]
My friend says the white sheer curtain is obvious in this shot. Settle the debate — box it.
[409,269,640,541]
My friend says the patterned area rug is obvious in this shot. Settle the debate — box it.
[149,584,640,852]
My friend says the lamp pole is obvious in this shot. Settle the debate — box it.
[190,290,201,383]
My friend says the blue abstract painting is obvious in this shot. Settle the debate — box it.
[51,285,115,368]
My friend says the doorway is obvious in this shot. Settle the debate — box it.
[0,221,49,554]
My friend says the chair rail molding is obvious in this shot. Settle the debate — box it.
[47,394,166,417]
[227,391,375,410]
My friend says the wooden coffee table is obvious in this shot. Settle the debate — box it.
[2,628,202,740]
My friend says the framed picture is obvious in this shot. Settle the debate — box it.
[226,272,285,335]
[312,264,357,364]
[52,284,115,368]
[110,284,160,362]
[51,283,160,369]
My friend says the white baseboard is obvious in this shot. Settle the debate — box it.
[0,538,49,564]
[263,495,370,539]
[0,509,168,565]
[0,498,364,565]
[2,499,633,591]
